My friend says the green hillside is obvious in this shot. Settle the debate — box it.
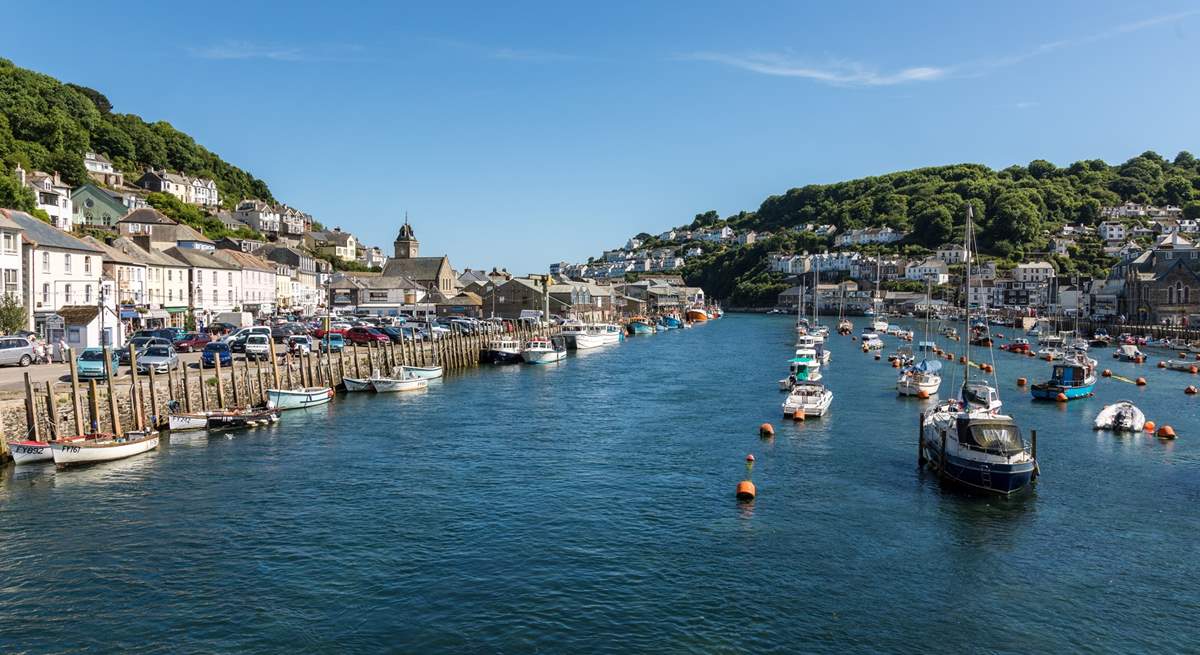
[0,57,272,212]
[679,152,1200,306]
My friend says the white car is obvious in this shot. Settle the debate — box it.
[244,334,272,360]
[225,326,271,343]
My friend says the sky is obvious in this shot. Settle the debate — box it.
[4,1,1200,273]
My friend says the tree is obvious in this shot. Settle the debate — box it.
[1183,201,1200,221]
[988,189,1041,244]
[0,173,34,211]
[690,210,719,228]
[1028,159,1056,179]
[0,293,27,334]
[1163,175,1194,206]
[912,205,953,247]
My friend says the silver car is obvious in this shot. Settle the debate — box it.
[135,345,179,374]
[0,336,35,367]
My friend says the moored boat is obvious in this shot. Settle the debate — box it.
[686,306,708,322]
[898,358,942,397]
[480,337,523,364]
[1115,344,1145,362]
[1093,401,1146,432]
[267,387,334,410]
[7,439,55,464]
[522,336,567,364]
[50,431,159,467]
[207,407,281,429]
[781,381,833,417]
[368,369,429,392]
[399,365,444,379]
[1030,353,1097,401]
[342,377,373,392]
[627,317,655,335]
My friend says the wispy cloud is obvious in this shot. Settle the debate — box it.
[187,41,367,62]
[687,9,1200,87]
[420,37,585,63]
[683,52,945,86]
[1015,101,1039,110]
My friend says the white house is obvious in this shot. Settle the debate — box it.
[1013,261,1056,283]
[905,258,949,285]
[16,166,73,231]
[187,177,220,207]
[83,152,124,187]
[1099,221,1127,242]
[0,212,23,303]
[233,200,281,234]
[166,247,242,327]
[835,227,906,247]
[5,210,105,336]
[117,237,190,328]
[214,249,277,316]
[935,243,969,264]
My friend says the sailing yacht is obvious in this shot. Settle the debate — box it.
[919,206,1037,495]
[871,254,889,333]
[899,280,943,396]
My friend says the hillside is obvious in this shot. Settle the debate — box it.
[0,57,271,211]
[677,152,1200,306]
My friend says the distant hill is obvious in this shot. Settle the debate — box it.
[678,152,1200,306]
[0,57,272,209]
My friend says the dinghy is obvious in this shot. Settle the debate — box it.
[6,439,55,464]
[1093,401,1146,433]
[206,407,281,429]
[267,387,334,410]
[166,400,208,431]
[50,431,159,467]
[341,377,373,392]
[399,365,443,380]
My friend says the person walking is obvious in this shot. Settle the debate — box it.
[57,336,68,363]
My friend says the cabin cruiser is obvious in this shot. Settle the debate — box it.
[1115,344,1145,362]
[860,331,884,351]
[480,337,523,365]
[1031,352,1097,401]
[779,348,823,390]
[796,334,830,365]
[781,381,833,418]
[1036,346,1065,361]
[888,344,914,367]
[920,382,1036,495]
[522,336,567,364]
[558,319,588,349]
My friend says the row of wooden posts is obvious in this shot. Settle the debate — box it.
[2,324,552,461]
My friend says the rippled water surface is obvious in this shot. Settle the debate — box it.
[3,315,1199,653]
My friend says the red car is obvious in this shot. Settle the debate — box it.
[173,332,212,352]
[344,326,390,344]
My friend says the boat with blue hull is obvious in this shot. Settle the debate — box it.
[627,317,655,335]
[659,316,683,330]
[1030,353,1097,401]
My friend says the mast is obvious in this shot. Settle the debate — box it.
[964,205,973,387]
[812,260,819,325]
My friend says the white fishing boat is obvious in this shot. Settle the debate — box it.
[6,439,55,464]
[898,359,942,396]
[399,365,444,379]
[1115,344,1145,362]
[50,431,159,467]
[1036,346,1065,361]
[1093,401,1147,433]
[368,369,429,393]
[522,336,567,364]
[168,412,210,431]
[267,387,334,410]
[781,381,833,417]
[342,377,373,392]
[558,319,588,349]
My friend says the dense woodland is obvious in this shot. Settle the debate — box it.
[0,57,272,214]
[680,153,1200,306]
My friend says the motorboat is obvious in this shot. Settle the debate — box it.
[898,358,942,397]
[920,383,1035,495]
[660,315,684,330]
[779,349,823,389]
[576,324,623,348]
[399,365,444,379]
[1164,359,1198,372]
[480,337,523,364]
[796,334,830,364]
[781,381,833,418]
[627,317,656,335]
[860,332,884,351]
[1031,352,1097,401]
[342,376,373,392]
[888,344,914,366]
[558,319,588,349]
[1036,347,1064,361]
[50,430,160,467]
[837,318,853,335]
[368,369,429,392]
[206,407,281,429]
[686,306,709,322]
[267,387,334,410]
[522,336,567,364]
[1093,401,1147,433]
[917,340,937,352]
[941,327,959,340]
[1115,344,1145,362]
[1002,338,1031,354]
[1069,338,1090,352]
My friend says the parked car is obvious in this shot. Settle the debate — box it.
[136,345,180,374]
[0,336,35,367]
[244,334,272,361]
[378,326,406,343]
[225,326,272,343]
[173,332,211,353]
[286,335,314,355]
[345,326,390,344]
[119,337,171,364]
[75,347,119,379]
[201,342,233,368]
[207,322,238,336]
[320,333,345,353]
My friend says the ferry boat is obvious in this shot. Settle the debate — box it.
[781,381,833,417]
[522,336,567,364]
[50,430,160,467]
[627,317,656,335]
[267,386,334,410]
[480,337,523,364]
[898,358,942,397]
[686,306,708,322]
[1030,352,1097,401]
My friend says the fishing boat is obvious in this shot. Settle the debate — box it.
[1093,401,1147,433]
[661,315,683,329]
[860,331,884,351]
[558,319,588,349]
[342,376,373,392]
[522,336,567,364]
[6,439,57,464]
[575,323,622,349]
[480,337,523,364]
[399,365,444,379]
[920,206,1036,496]
[1030,352,1097,401]
[50,430,159,467]
[627,317,656,335]
[267,386,334,410]
[1115,344,1145,362]
[898,358,942,397]
[781,380,833,417]
[368,369,429,392]
[207,407,281,429]
[685,306,708,322]
[1002,338,1031,354]
[779,348,823,389]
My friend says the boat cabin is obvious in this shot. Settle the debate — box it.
[955,417,1026,456]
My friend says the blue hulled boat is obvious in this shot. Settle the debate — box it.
[659,316,683,330]
[1030,353,1097,401]
[627,317,655,335]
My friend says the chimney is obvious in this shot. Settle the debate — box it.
[14,164,25,187]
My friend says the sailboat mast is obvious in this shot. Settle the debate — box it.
[964,206,973,386]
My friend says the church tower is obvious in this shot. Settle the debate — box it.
[394,218,418,259]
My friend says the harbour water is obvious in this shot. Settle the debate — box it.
[2,315,1198,652]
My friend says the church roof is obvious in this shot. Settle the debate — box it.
[396,222,415,240]
[381,256,447,281]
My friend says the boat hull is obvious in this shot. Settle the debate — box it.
[686,310,708,322]
[7,440,53,464]
[628,323,654,335]
[51,434,159,467]
[480,349,522,365]
[208,409,280,429]
[400,365,443,379]
[922,448,1036,495]
[1030,382,1095,400]
[897,376,941,396]
[267,387,334,410]
[342,377,373,392]
[168,413,209,431]
[523,350,565,364]
[370,378,428,392]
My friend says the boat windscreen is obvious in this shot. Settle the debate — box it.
[957,419,1025,455]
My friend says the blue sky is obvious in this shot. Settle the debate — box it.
[5,1,1200,273]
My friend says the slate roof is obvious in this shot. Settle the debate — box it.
[175,223,214,244]
[81,236,145,266]
[118,208,177,225]
[1,210,102,252]
[381,256,448,281]
[56,305,101,325]
[110,237,188,268]
[165,246,237,270]
[329,273,424,290]
[213,249,275,271]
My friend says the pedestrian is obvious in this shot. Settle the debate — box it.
[33,339,46,365]
[57,337,68,363]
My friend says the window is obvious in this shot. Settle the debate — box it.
[64,284,72,303]
[228,290,234,302]
[41,283,48,304]
[42,252,50,273]
[84,256,91,275]
[227,272,233,286]
[2,269,15,294]
[1,233,14,254]
[64,254,72,274]
[85,285,92,303]
[168,289,173,302]
[167,270,172,281]
[211,290,217,303]
[212,271,217,285]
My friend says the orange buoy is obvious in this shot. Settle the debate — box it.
[1192,366,1199,375]
[746,454,756,462]
[759,423,774,437]
[1158,361,1167,368]
[1156,425,1177,439]
[736,480,756,500]
[1186,386,1198,395]
[1056,392,1068,402]
[1136,377,1147,386]
[1144,420,1156,433]
[1016,377,1027,386]
[1102,369,1112,377]
[892,359,900,368]
[792,411,805,422]
[1028,351,1037,357]
[1135,356,1145,364]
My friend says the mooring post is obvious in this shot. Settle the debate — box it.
[67,346,83,436]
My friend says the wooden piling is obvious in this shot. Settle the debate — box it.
[23,372,39,441]
[352,342,361,378]
[285,353,294,389]
[44,381,59,441]
[268,337,280,387]
[166,363,177,402]
[149,367,161,429]
[67,347,84,436]
[103,346,121,435]
[182,363,193,412]
[129,343,144,431]
[213,354,226,407]
[87,380,99,433]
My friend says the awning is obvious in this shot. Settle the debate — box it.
[120,310,139,319]
[165,307,189,314]
[142,310,170,320]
